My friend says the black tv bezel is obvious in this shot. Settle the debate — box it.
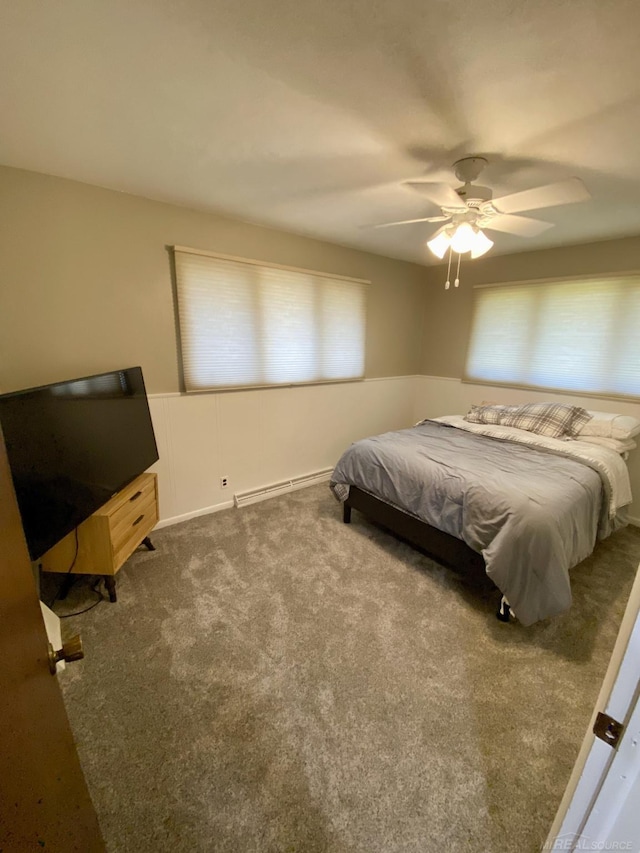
[0,366,159,561]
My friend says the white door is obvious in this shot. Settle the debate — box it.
[545,562,640,851]
[0,426,104,850]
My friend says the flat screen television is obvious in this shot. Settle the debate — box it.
[0,366,159,561]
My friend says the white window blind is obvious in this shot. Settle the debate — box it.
[174,248,368,391]
[465,275,640,399]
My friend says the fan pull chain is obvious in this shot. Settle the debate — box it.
[444,246,453,289]
[454,252,462,287]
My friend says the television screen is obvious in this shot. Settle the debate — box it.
[0,366,159,560]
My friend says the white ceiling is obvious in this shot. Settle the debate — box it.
[2,0,640,265]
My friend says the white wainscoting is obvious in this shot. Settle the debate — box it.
[413,375,640,524]
[147,374,639,529]
[147,376,419,527]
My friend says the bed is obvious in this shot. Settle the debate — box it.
[330,409,634,626]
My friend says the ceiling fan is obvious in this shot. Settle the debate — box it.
[373,157,591,266]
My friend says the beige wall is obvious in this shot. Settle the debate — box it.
[422,235,640,378]
[0,166,428,394]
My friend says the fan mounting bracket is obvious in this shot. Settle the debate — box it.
[453,156,488,184]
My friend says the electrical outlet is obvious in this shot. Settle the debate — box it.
[220,476,228,489]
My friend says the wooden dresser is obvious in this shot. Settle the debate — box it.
[41,472,158,602]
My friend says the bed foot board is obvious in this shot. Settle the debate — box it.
[343,502,352,524]
[497,596,512,623]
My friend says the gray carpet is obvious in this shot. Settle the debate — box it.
[53,484,640,853]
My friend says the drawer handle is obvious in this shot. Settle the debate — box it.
[132,514,144,526]
[129,490,143,502]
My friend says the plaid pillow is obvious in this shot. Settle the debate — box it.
[567,407,593,437]
[464,402,592,439]
[503,403,590,439]
[465,404,518,425]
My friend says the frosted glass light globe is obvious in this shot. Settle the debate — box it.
[426,230,452,259]
[450,223,476,253]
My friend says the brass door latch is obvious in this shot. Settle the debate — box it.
[48,634,84,674]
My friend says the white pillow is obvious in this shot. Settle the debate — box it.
[575,411,640,441]
[574,435,637,454]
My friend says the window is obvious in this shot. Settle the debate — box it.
[464,274,640,399]
[174,247,368,392]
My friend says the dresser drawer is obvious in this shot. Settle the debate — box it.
[110,490,156,552]
[106,474,155,540]
[113,500,158,572]
[104,473,156,521]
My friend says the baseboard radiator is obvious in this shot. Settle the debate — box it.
[233,468,333,509]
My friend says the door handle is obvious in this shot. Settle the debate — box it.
[48,634,84,674]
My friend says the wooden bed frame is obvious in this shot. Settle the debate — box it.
[342,486,511,620]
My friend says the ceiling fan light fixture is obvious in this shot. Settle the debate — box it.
[426,230,451,259]
[377,161,590,266]
[450,222,477,254]
[470,228,494,258]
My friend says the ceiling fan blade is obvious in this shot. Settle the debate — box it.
[483,214,555,237]
[404,181,466,209]
[491,177,590,214]
[369,216,449,229]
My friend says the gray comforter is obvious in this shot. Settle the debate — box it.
[330,420,611,625]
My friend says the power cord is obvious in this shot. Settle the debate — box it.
[43,529,106,619]
[60,577,105,618]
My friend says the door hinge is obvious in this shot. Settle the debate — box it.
[594,711,624,747]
